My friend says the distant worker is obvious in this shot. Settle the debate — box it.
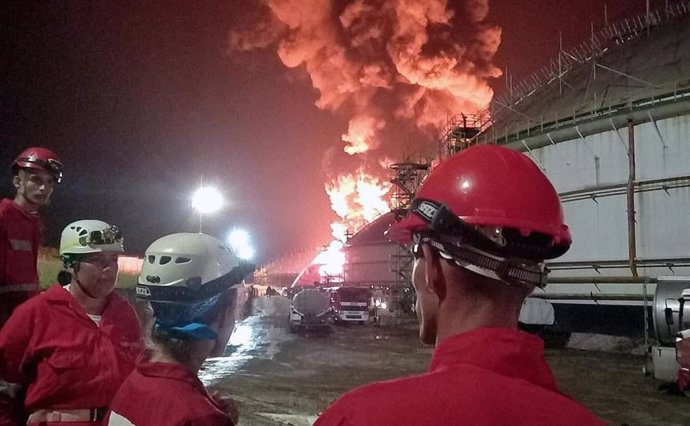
[315,145,605,425]
[0,147,63,325]
[105,233,254,425]
[0,220,143,425]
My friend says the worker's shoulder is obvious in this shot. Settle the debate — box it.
[0,198,13,211]
[334,371,437,406]
[13,287,53,312]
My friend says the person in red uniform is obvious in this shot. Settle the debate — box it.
[315,145,605,426]
[0,147,63,325]
[105,233,254,426]
[0,220,143,425]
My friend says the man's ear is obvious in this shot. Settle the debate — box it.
[12,175,21,189]
[422,244,446,302]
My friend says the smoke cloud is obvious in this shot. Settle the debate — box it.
[229,0,502,236]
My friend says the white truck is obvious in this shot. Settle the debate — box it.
[650,277,690,391]
[289,288,333,333]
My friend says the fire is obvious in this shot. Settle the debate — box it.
[313,240,346,280]
[326,170,392,240]
[229,0,502,266]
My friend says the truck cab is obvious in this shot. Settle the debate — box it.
[331,287,371,324]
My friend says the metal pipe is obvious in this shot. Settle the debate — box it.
[558,175,690,202]
[627,118,639,277]
[643,278,650,364]
[546,276,656,284]
[530,293,652,301]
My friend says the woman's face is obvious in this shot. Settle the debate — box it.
[75,252,119,298]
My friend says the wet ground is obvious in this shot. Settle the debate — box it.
[200,296,689,426]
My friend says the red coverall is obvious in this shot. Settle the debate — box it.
[315,328,606,426]
[0,198,42,325]
[0,285,143,425]
[676,331,690,392]
[104,361,234,425]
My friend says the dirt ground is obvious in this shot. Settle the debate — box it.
[200,296,689,426]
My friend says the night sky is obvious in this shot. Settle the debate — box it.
[1,0,654,262]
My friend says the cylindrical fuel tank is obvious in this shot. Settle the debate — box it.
[654,278,690,345]
[292,289,331,316]
[680,288,690,332]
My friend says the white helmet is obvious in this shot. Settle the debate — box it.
[137,233,251,303]
[137,233,253,340]
[59,220,123,266]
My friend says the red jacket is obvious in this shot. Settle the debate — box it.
[0,198,42,324]
[315,328,605,426]
[105,361,234,425]
[0,285,143,425]
[679,366,690,391]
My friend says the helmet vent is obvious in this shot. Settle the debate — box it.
[146,275,161,283]
[160,256,172,265]
[148,255,155,264]
[70,226,86,235]
[175,257,191,264]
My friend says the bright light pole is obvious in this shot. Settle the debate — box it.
[191,182,223,233]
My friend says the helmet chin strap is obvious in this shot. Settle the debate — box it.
[72,264,99,299]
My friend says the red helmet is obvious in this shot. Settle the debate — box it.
[12,147,63,183]
[387,145,571,261]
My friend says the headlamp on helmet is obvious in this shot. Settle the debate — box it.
[59,220,124,268]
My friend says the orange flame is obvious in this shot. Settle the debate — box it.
[313,240,346,280]
[229,0,502,261]
[326,170,392,241]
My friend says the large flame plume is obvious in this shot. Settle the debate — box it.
[230,0,501,269]
[326,169,393,242]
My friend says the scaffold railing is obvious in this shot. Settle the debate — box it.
[473,77,690,146]
[493,1,690,109]
[462,1,690,147]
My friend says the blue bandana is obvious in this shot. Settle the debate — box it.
[154,320,218,340]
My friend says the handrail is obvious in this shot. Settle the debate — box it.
[494,2,690,109]
[440,1,690,150]
[473,81,690,147]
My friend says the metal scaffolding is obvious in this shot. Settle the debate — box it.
[439,113,487,155]
[388,161,429,312]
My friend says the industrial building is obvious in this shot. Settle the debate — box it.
[292,3,690,337]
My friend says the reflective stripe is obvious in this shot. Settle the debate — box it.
[28,408,107,423]
[0,283,37,294]
[0,379,21,398]
[9,239,32,251]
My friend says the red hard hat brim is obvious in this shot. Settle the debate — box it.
[385,214,426,245]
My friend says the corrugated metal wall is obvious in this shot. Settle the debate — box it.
[532,114,690,304]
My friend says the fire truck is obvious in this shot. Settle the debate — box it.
[330,286,373,324]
